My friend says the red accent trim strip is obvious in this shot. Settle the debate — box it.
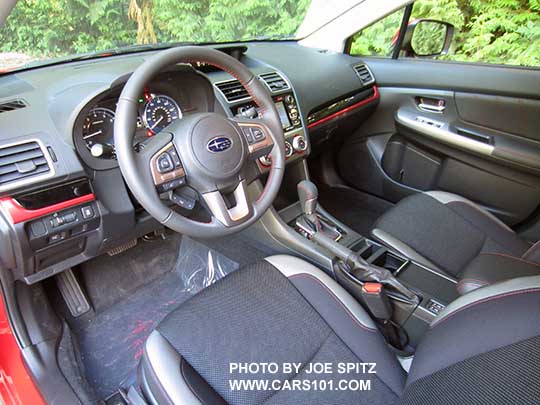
[0,292,45,405]
[0,194,95,224]
[307,86,379,129]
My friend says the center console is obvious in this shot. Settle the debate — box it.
[248,173,459,350]
[289,182,459,348]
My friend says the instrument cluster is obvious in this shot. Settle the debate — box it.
[81,91,183,159]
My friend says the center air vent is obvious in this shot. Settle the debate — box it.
[0,99,27,114]
[259,72,290,92]
[0,141,52,189]
[215,79,250,102]
[353,64,375,86]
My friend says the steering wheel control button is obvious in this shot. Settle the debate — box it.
[170,192,196,210]
[151,143,186,187]
[168,148,182,168]
[157,152,174,173]
[158,177,186,193]
[251,127,265,141]
[241,127,254,144]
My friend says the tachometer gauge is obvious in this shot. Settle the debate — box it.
[143,94,182,134]
[82,107,115,152]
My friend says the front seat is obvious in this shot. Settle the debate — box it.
[371,191,539,279]
[139,255,540,404]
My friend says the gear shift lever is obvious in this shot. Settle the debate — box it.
[297,180,321,231]
[298,180,318,215]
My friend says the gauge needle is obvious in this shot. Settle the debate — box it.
[150,116,164,130]
[83,130,103,139]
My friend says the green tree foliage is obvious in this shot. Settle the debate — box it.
[351,0,540,67]
[154,0,311,43]
[0,0,310,59]
[1,0,538,68]
[0,0,137,57]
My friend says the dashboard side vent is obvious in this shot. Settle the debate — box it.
[0,141,52,187]
[215,79,250,102]
[353,64,375,86]
[0,99,27,114]
[259,72,290,92]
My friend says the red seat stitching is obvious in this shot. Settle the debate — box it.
[480,252,540,268]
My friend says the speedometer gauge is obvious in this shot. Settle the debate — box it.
[143,94,182,134]
[82,108,115,150]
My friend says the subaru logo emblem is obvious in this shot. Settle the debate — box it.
[207,136,232,153]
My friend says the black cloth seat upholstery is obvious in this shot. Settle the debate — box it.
[139,255,540,404]
[371,191,539,286]
[457,252,540,295]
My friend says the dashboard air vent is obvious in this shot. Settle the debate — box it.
[215,79,250,102]
[0,99,27,114]
[259,72,290,92]
[353,64,375,86]
[0,141,52,187]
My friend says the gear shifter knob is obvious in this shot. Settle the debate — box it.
[298,180,318,215]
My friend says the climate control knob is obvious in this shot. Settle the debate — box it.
[285,141,294,158]
[292,135,307,152]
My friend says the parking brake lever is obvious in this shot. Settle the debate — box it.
[308,227,418,303]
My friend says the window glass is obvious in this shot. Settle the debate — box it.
[349,8,405,57]
[350,0,540,68]
[410,0,540,67]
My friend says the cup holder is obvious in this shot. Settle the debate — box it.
[372,251,408,274]
[352,239,409,275]
[352,240,376,260]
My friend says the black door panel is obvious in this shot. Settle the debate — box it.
[337,57,540,229]
[455,92,540,142]
[396,107,540,172]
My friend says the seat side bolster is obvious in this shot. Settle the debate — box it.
[432,275,540,328]
[265,255,407,396]
[142,331,202,405]
[265,255,376,330]
[425,191,514,232]
[523,241,540,263]
[456,278,489,295]
[457,253,540,295]
[407,275,540,386]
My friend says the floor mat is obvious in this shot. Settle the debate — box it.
[65,237,241,399]
[318,185,394,236]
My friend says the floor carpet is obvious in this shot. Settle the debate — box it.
[57,233,266,399]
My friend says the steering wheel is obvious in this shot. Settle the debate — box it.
[114,47,285,238]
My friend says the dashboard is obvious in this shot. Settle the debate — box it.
[0,42,378,283]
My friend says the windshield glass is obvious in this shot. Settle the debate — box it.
[0,0,317,72]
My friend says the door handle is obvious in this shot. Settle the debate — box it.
[416,97,446,113]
